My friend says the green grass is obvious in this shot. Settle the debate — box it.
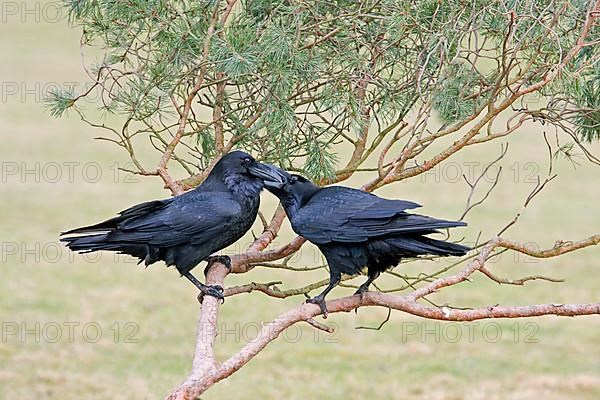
[1,3,599,399]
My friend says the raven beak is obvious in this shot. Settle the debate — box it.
[247,163,287,189]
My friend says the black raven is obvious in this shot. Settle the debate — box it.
[264,169,469,315]
[60,151,283,301]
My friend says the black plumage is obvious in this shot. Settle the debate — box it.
[60,151,283,300]
[264,170,469,315]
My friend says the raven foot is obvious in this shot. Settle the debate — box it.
[306,295,329,318]
[354,284,370,297]
[203,255,232,276]
[353,285,369,314]
[197,284,225,304]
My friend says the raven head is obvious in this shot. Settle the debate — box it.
[211,151,285,197]
[262,166,320,216]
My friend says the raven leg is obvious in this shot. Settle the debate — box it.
[183,271,224,303]
[306,273,341,318]
[354,270,381,296]
[203,255,232,276]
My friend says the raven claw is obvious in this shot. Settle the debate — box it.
[353,287,368,314]
[204,255,232,276]
[197,284,225,304]
[306,296,329,318]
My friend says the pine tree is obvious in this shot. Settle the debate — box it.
[48,1,600,398]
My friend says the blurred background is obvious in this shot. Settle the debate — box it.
[1,1,599,399]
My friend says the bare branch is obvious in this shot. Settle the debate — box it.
[479,267,564,286]
[168,294,599,399]
[167,233,600,399]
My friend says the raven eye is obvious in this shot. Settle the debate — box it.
[242,157,252,166]
[290,175,298,184]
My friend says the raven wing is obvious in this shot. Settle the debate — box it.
[64,191,242,247]
[113,191,243,246]
[291,187,464,244]
[62,199,170,235]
